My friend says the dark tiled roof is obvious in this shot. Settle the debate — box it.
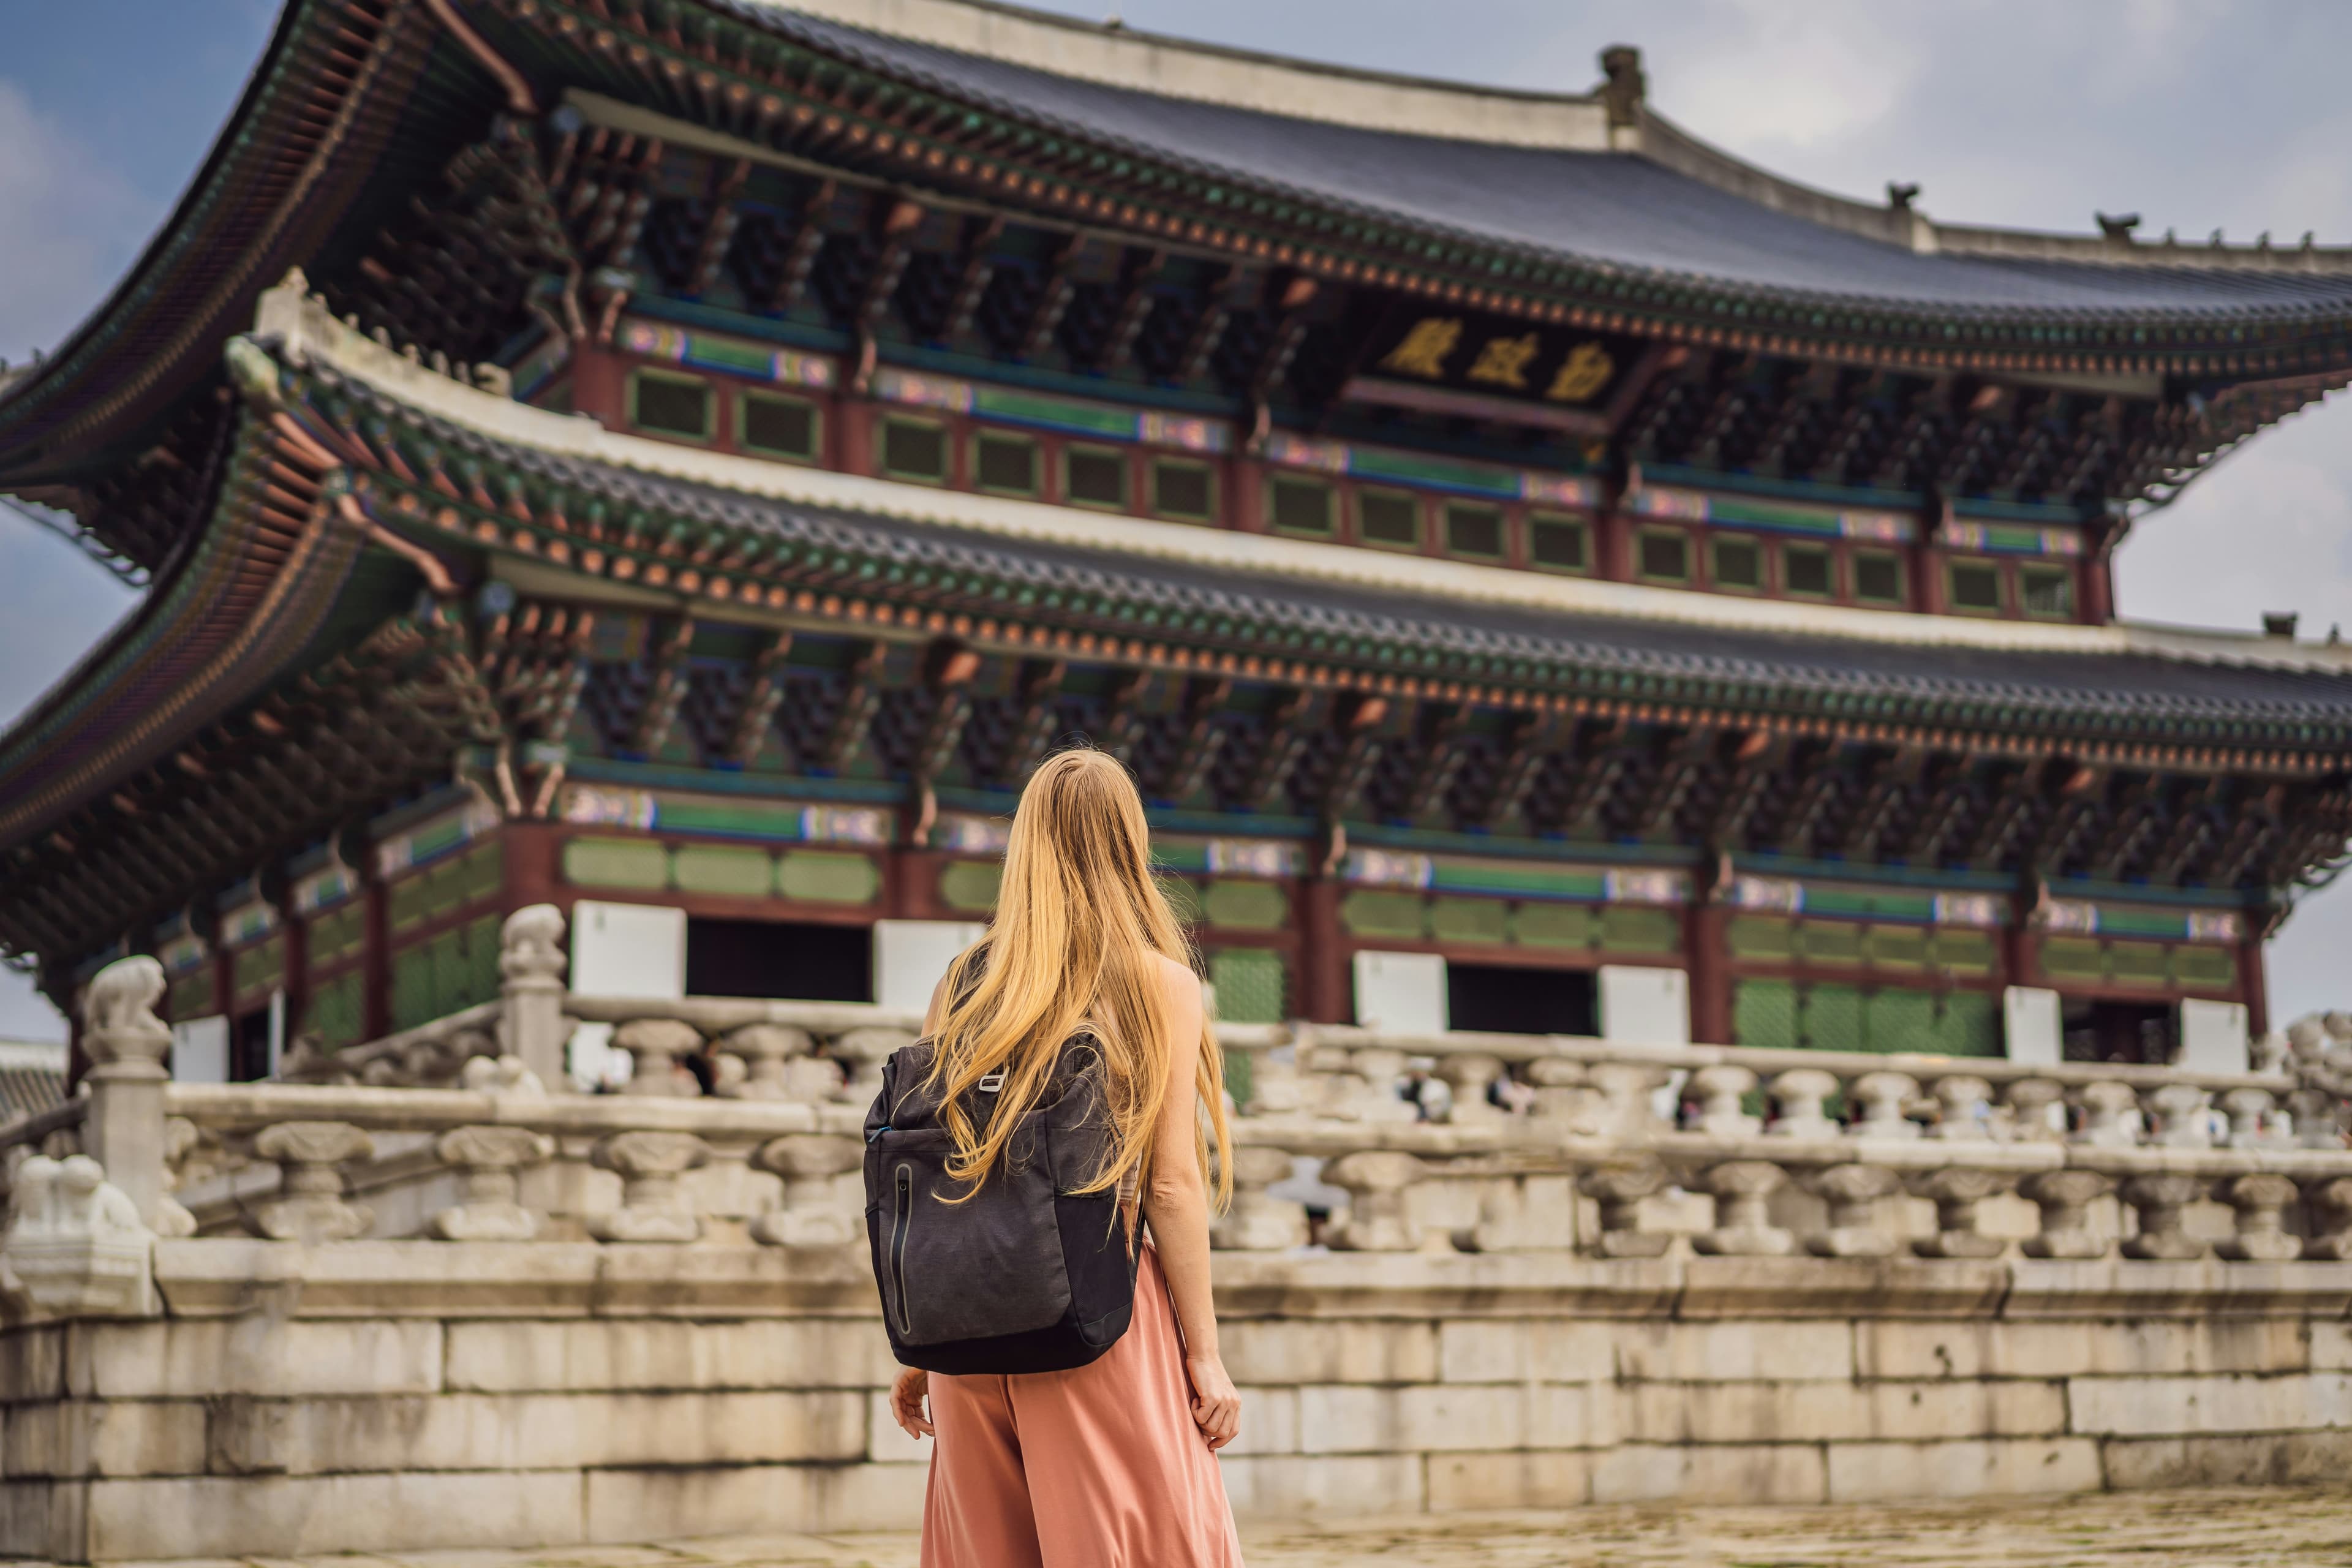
[322,366,2352,740]
[721,4,2352,323]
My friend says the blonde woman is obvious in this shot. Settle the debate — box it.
[886,747,1245,1567]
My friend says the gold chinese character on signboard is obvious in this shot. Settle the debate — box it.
[1546,341,1615,403]
[1379,317,1463,379]
[1465,333,1540,390]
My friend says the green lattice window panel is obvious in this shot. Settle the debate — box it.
[1597,905,1681,954]
[1733,978,1798,1050]
[1340,889,1428,940]
[307,971,366,1050]
[1209,947,1287,1028]
[940,859,1003,914]
[2172,944,2237,989]
[1202,881,1288,932]
[1509,902,1593,949]
[1430,896,1508,944]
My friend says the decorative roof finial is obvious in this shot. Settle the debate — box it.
[1887,182,1920,212]
[2095,211,2140,242]
[1599,46,1645,129]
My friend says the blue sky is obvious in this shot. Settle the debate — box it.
[3,0,2351,1038]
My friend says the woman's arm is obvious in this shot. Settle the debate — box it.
[1137,956,1240,1449]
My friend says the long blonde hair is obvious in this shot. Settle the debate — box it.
[921,747,1231,1210]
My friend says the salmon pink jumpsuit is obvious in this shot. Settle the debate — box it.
[919,1244,1245,1567]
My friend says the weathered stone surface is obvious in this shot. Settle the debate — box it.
[1425,1450,1593,1510]
[2101,1430,2352,1489]
[1611,1319,1855,1382]
[1217,1454,1425,1518]
[1297,1382,1609,1454]
[1589,1442,1826,1504]
[0,1400,207,1477]
[2067,1373,2352,1436]
[205,1390,866,1474]
[1223,1319,1438,1385]
[1436,1319,1613,1384]
[1825,1438,2104,1501]
[0,1327,67,1402]
[1857,1317,2310,1381]
[584,1461,926,1542]
[444,1317,896,1392]
[1618,1378,2065,1445]
[1223,1387,1302,1457]
[64,1319,442,1399]
[81,1471,584,1559]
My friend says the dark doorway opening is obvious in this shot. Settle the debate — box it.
[687,918,872,1002]
[1447,963,1597,1036]
[2062,998,2176,1065]
[230,1008,274,1082]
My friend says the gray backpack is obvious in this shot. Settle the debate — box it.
[863,1027,1139,1373]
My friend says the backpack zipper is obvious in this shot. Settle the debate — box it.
[889,1163,914,1336]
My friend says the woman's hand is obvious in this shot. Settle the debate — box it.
[890,1366,935,1439]
[1185,1353,1241,1450]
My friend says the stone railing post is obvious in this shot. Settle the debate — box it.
[1848,1072,1921,1140]
[2119,1172,2208,1260]
[1911,1167,2012,1258]
[614,1018,703,1096]
[497,904,571,1091]
[2019,1169,2114,1258]
[1211,1145,1310,1251]
[2300,1176,2352,1260]
[2220,1088,2280,1151]
[1234,1043,1308,1118]
[718,1024,813,1101]
[1804,1163,1903,1256]
[2143,1084,2215,1150]
[2288,1086,2342,1150]
[429,1126,554,1241]
[750,1134,865,1246]
[1687,1065,1760,1139]
[1766,1068,1841,1139]
[1433,1053,1505,1123]
[1999,1078,2066,1143]
[587,1130,711,1243]
[2217,1172,2302,1261]
[1693,1159,1792,1255]
[80,956,174,1230]
[831,1027,914,1107]
[1578,1157,1672,1257]
[2069,1080,2141,1148]
[1588,1061,1672,1139]
[1322,1150,1424,1251]
[254,1121,375,1244]
[1525,1058,1592,1125]
[1926,1075,1994,1140]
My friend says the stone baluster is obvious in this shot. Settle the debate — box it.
[614,1018,704,1096]
[2019,1170,2115,1257]
[253,1121,375,1244]
[2215,1173,2303,1262]
[1235,1044,1309,1118]
[1525,1058,1594,1128]
[832,1027,915,1108]
[2220,1088,2279,1151]
[1910,1167,2013,1258]
[1766,1068,1842,1140]
[1692,1160,1792,1255]
[1433,1054,1505,1123]
[2068,1080,2141,1148]
[1210,1145,1310,1251]
[80,956,173,1231]
[2287,1086,2342,1150]
[2299,1177,2352,1260]
[1322,1045,1415,1124]
[717,1024,813,1101]
[1804,1163,1903,1257]
[496,903,571,1091]
[2119,1172,2209,1260]
[1848,1072,1921,1141]
[1926,1075,1994,1141]
[1321,1150,1425,1251]
[586,1131,712,1243]
[1999,1079,2067,1144]
[1588,1062,1672,1140]
[429,1126,554,1241]
[1578,1158,1672,1257]
[2142,1084,2215,1150]
[750,1134,865,1246]
[1687,1065,1760,1139]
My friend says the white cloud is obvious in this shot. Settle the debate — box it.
[0,81,145,362]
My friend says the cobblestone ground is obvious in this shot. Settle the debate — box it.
[216,1488,2352,1568]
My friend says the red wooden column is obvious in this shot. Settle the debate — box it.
[2237,922,2272,1039]
[1296,876,1348,1023]
[1685,901,1731,1045]
[503,821,564,914]
[570,345,628,429]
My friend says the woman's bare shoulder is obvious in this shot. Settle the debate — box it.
[1150,951,1203,1001]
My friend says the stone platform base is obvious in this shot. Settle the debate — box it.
[4,1242,2352,1560]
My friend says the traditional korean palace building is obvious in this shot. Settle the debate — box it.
[6,0,2352,1080]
